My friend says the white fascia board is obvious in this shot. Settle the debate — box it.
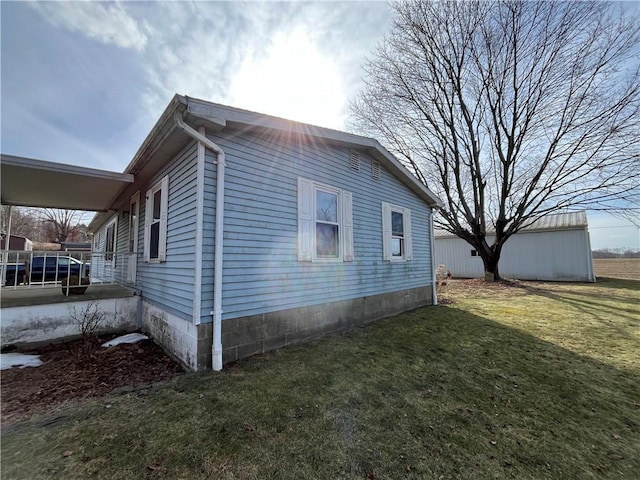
[122,94,188,175]
[0,154,133,183]
[88,212,111,233]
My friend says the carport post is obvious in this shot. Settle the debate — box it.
[2,205,13,286]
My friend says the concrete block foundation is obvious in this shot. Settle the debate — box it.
[141,285,433,371]
[220,285,432,366]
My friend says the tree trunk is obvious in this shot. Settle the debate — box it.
[480,250,501,282]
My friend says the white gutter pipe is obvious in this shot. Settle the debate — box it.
[174,113,226,371]
[192,128,206,325]
[429,209,438,306]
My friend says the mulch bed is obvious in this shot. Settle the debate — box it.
[1,336,184,425]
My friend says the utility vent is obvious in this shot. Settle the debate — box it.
[372,160,381,180]
[350,150,360,172]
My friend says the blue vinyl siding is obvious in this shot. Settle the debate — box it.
[203,127,434,322]
[135,142,199,321]
[92,214,121,282]
[199,151,217,322]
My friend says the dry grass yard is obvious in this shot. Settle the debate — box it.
[593,258,640,280]
[1,278,638,479]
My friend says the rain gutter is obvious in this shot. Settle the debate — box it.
[174,113,226,371]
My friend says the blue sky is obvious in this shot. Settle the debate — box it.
[1,1,638,249]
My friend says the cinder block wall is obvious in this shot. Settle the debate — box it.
[216,285,433,364]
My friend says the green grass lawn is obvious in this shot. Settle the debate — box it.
[2,278,639,479]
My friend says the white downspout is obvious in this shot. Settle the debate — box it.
[429,208,438,306]
[192,128,206,325]
[174,113,226,371]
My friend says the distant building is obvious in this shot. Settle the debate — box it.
[435,211,595,282]
[0,235,32,251]
[60,242,91,252]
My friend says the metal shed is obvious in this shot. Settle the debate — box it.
[435,211,595,282]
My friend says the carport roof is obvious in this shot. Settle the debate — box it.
[0,154,134,212]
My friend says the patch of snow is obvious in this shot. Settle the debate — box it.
[101,333,149,348]
[0,353,43,370]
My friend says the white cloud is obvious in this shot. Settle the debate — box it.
[7,1,392,169]
[135,2,251,119]
[133,2,391,129]
[30,1,149,51]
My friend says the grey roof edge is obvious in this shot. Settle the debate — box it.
[88,210,117,233]
[122,94,188,175]
[116,94,442,223]
[0,154,134,182]
[434,211,589,238]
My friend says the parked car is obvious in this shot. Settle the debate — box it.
[4,255,90,286]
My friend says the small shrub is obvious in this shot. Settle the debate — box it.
[436,264,452,293]
[68,300,107,359]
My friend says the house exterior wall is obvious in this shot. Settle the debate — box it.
[92,142,199,319]
[435,228,595,281]
[92,128,436,370]
[91,213,119,283]
[203,126,435,323]
[135,143,199,321]
[140,299,202,370]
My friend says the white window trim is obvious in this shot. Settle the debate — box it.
[129,191,140,254]
[298,177,354,263]
[104,216,118,267]
[144,175,169,263]
[382,202,413,262]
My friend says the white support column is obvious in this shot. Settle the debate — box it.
[2,205,13,286]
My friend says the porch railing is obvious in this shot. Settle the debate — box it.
[1,250,137,289]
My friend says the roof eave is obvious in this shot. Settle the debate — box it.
[123,94,189,176]
[0,154,133,212]
[183,96,443,208]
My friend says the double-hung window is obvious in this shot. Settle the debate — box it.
[315,188,340,258]
[144,176,169,263]
[391,210,405,258]
[382,202,412,261]
[298,177,354,262]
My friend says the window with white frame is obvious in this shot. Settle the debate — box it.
[104,217,117,264]
[144,176,169,262]
[382,202,412,261]
[298,177,354,262]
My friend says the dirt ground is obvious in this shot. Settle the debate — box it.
[1,336,183,425]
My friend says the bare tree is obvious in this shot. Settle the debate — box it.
[611,208,640,228]
[36,209,89,243]
[0,207,90,244]
[351,0,640,280]
[0,206,41,241]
